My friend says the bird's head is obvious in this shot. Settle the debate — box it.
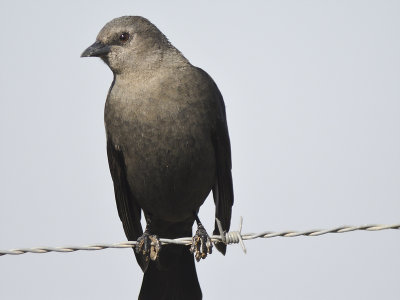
[81,16,171,74]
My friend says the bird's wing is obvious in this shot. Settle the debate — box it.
[197,68,234,255]
[107,138,147,271]
[212,96,234,255]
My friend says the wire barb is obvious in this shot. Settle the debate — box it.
[216,217,247,253]
[1,220,399,257]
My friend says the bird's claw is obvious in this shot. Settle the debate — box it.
[190,225,213,262]
[135,233,161,261]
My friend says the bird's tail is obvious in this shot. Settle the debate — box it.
[139,244,202,300]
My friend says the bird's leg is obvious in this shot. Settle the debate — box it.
[190,214,213,261]
[135,217,161,262]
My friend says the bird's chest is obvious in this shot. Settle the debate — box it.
[107,95,200,147]
[103,76,217,220]
[105,88,216,219]
[104,85,213,171]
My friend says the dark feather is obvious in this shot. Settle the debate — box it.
[107,138,147,271]
[196,68,234,255]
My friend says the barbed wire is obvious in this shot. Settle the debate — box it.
[1,218,399,257]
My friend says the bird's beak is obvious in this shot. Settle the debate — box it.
[81,41,111,57]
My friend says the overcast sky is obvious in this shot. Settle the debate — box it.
[0,1,399,299]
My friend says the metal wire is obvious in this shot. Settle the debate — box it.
[1,219,399,257]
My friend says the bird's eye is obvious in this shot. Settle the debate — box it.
[119,32,130,42]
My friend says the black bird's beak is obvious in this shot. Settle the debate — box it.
[81,41,111,57]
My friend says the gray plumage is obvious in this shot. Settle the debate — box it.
[82,16,234,300]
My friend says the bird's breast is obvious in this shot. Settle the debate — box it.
[105,82,216,221]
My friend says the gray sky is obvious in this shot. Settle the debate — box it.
[0,1,399,299]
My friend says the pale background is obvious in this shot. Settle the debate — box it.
[0,1,399,299]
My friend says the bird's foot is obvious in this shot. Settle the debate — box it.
[190,224,213,262]
[135,233,161,262]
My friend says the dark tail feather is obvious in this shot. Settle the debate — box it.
[139,244,202,300]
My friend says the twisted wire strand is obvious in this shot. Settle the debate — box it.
[1,221,399,257]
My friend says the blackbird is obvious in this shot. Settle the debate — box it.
[82,16,234,300]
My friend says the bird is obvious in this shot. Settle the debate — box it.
[81,16,234,300]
